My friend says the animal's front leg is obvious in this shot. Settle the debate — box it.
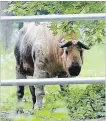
[33,70,48,109]
[34,85,45,109]
[33,61,49,109]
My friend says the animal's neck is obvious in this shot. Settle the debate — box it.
[52,36,64,68]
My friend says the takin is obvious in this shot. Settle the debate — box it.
[14,22,89,113]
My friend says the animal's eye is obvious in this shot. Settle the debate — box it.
[65,50,68,55]
[80,49,83,55]
[77,46,81,51]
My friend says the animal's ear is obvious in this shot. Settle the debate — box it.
[59,39,72,48]
[77,41,90,50]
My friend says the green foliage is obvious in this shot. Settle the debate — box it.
[7,1,105,15]
[64,84,105,120]
[1,84,104,121]
[6,1,105,47]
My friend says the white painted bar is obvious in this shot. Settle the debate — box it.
[1,77,105,86]
[0,13,105,23]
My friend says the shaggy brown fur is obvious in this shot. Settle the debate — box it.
[14,22,89,112]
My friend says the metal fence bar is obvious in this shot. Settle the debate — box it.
[0,13,105,22]
[1,77,105,86]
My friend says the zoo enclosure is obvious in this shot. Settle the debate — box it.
[0,13,105,86]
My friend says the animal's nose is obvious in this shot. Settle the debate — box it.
[72,62,79,66]
[68,65,81,76]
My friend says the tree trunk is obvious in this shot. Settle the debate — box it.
[0,1,13,50]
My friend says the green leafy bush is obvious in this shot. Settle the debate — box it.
[60,84,105,120]
[5,84,105,121]
[1,84,105,121]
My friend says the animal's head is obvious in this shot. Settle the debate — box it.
[59,39,89,77]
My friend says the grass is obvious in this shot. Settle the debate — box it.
[0,43,105,120]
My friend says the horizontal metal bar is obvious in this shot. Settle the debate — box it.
[1,77,105,86]
[0,13,105,23]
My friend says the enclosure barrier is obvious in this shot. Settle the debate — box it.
[0,13,105,86]
[0,13,105,22]
[1,77,105,86]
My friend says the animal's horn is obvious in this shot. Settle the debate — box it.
[59,40,72,48]
[77,41,90,50]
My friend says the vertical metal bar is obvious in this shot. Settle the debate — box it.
[104,2,106,121]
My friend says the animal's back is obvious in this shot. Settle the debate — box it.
[21,23,56,56]
[14,23,63,77]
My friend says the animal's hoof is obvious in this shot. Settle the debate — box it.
[34,96,45,110]
[34,101,45,110]
[16,108,24,114]
[34,104,42,110]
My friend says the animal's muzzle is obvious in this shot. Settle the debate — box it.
[68,62,81,76]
